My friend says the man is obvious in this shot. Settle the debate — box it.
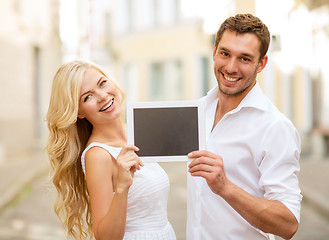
[187,13,302,240]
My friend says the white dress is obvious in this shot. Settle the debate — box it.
[81,142,176,240]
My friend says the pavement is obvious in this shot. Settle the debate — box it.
[0,149,49,212]
[0,149,328,225]
[298,156,329,219]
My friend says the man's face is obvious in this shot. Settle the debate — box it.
[213,30,267,99]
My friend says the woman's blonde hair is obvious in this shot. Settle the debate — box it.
[46,59,124,239]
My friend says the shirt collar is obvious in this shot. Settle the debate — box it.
[237,82,268,111]
[206,82,268,113]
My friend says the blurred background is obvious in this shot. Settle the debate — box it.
[1,0,329,161]
[0,0,329,239]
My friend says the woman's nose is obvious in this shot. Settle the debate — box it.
[96,90,107,102]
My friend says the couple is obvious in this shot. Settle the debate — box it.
[46,14,302,240]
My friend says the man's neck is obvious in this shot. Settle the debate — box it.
[212,83,256,131]
[212,97,237,131]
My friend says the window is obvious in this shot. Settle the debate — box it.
[126,0,133,31]
[123,63,138,101]
[150,63,165,100]
[150,60,183,100]
[200,57,210,96]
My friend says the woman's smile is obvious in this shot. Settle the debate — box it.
[99,98,114,112]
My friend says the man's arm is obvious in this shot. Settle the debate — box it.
[188,150,298,239]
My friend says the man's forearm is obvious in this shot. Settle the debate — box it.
[220,181,298,239]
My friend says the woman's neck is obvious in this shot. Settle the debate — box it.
[89,119,127,147]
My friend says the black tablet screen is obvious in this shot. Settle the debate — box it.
[133,107,199,156]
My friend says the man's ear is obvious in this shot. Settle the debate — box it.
[212,46,218,61]
[77,113,85,119]
[257,55,268,73]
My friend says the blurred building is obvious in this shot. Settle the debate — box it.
[254,0,329,157]
[1,0,328,162]
[0,0,61,162]
[61,0,329,157]
[307,0,329,157]
[109,0,217,102]
[67,0,219,102]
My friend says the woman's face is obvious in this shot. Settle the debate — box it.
[78,67,122,126]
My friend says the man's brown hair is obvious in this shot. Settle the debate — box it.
[214,13,271,60]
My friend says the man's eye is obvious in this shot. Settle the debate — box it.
[241,57,251,62]
[221,52,229,57]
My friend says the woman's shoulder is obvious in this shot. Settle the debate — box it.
[85,144,112,160]
[82,142,120,175]
[83,144,115,179]
[86,142,121,158]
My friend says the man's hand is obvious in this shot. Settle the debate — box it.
[188,150,298,239]
[188,150,232,196]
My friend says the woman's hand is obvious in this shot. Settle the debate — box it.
[116,145,144,192]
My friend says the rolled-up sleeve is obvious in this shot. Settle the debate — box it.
[258,119,302,222]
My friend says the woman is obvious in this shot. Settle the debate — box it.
[46,59,176,239]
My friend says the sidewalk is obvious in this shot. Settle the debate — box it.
[0,150,328,221]
[0,150,49,211]
[298,156,329,219]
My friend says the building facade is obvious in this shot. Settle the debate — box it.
[1,0,328,162]
[0,0,61,161]
[71,0,329,156]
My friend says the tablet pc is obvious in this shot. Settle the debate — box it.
[126,100,205,162]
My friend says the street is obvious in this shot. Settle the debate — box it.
[0,171,64,240]
[0,163,328,240]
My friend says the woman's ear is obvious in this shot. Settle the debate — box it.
[77,113,85,119]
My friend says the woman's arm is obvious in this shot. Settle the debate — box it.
[85,145,142,240]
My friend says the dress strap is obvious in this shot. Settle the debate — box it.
[81,142,122,174]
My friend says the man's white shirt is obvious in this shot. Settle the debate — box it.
[187,82,302,240]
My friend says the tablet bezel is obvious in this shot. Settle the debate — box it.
[126,100,205,162]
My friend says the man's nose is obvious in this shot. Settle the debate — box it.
[226,58,238,73]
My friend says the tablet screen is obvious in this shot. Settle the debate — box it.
[126,101,205,162]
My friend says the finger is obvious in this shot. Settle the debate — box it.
[130,155,143,170]
[190,170,213,179]
[120,154,143,170]
[188,156,220,169]
[190,171,220,189]
[189,161,219,175]
[124,152,144,169]
[119,158,139,171]
[124,156,141,171]
[119,145,140,155]
[188,150,214,159]
[137,157,144,169]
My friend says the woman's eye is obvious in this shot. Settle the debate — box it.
[84,95,91,102]
[100,80,107,87]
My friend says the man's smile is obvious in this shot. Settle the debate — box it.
[223,73,241,82]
